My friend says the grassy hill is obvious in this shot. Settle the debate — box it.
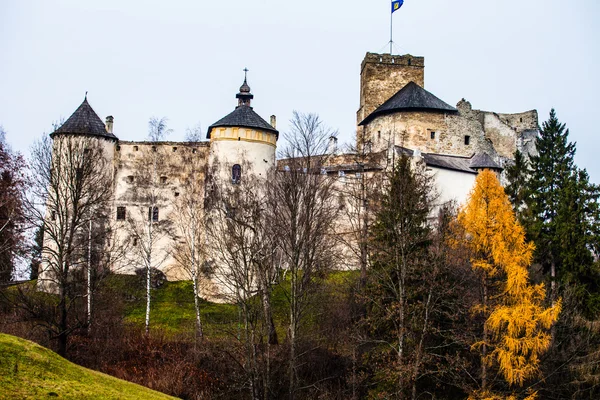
[0,333,177,400]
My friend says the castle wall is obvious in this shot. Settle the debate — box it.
[112,141,210,281]
[357,53,425,125]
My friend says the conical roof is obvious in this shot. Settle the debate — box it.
[470,152,502,170]
[52,97,117,140]
[359,81,457,125]
[207,105,278,138]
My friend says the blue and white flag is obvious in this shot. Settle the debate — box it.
[392,0,404,13]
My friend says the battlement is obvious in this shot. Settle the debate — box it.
[360,52,425,73]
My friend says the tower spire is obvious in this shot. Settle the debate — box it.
[236,67,254,108]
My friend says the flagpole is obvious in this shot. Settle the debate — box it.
[390,8,393,54]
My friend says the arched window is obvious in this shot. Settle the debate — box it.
[232,164,242,184]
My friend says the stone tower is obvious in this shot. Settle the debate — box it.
[207,73,279,185]
[356,53,425,126]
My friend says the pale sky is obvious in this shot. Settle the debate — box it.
[1,0,599,183]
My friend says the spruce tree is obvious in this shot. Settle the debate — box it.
[518,109,600,316]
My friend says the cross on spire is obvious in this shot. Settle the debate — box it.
[243,67,249,81]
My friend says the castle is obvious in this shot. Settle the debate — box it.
[39,52,539,297]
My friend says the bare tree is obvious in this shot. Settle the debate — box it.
[269,111,340,400]
[170,141,208,339]
[124,117,173,335]
[24,132,114,355]
[206,159,279,400]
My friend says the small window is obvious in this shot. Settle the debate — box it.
[148,206,159,222]
[232,164,242,184]
[152,146,157,152]
[132,237,138,246]
[172,147,177,152]
[83,148,91,155]
[116,206,126,221]
[192,148,197,154]
[116,145,121,151]
[160,176,167,184]
[127,175,134,183]
[174,192,180,197]
[520,117,523,123]
[377,130,381,139]
[134,146,138,151]
[407,58,412,66]
[430,131,436,139]
[464,135,471,145]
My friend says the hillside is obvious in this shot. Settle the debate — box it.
[0,333,177,400]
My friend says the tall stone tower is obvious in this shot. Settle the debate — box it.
[356,53,425,126]
[207,73,278,185]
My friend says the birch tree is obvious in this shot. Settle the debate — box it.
[125,117,173,335]
[269,111,339,400]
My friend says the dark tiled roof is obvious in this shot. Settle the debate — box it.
[207,105,278,138]
[469,152,502,170]
[395,146,477,174]
[423,153,477,174]
[359,82,457,125]
[53,98,117,140]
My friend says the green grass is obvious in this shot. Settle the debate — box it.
[114,270,359,338]
[0,333,177,399]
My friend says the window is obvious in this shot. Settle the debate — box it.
[407,58,412,66]
[464,135,471,145]
[232,164,242,184]
[116,145,121,151]
[192,148,197,154]
[133,146,138,151]
[520,118,523,123]
[132,237,138,246]
[127,175,134,183]
[83,148,91,155]
[430,131,436,139]
[160,176,167,184]
[174,192,180,197]
[377,130,381,139]
[148,206,159,222]
[116,206,126,220]
[152,146,157,152]
[172,147,177,152]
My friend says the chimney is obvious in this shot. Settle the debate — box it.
[270,115,277,129]
[328,136,338,155]
[105,116,114,134]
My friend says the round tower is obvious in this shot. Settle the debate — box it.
[207,71,278,185]
[50,95,118,166]
[39,96,118,292]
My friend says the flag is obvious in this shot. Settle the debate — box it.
[392,0,404,14]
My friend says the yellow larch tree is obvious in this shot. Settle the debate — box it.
[458,169,561,399]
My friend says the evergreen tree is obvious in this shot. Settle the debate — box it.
[504,149,529,216]
[518,109,600,315]
[458,170,560,399]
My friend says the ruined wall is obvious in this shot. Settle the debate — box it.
[363,97,538,170]
[357,53,425,125]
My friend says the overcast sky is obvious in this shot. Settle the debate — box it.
[1,0,598,183]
